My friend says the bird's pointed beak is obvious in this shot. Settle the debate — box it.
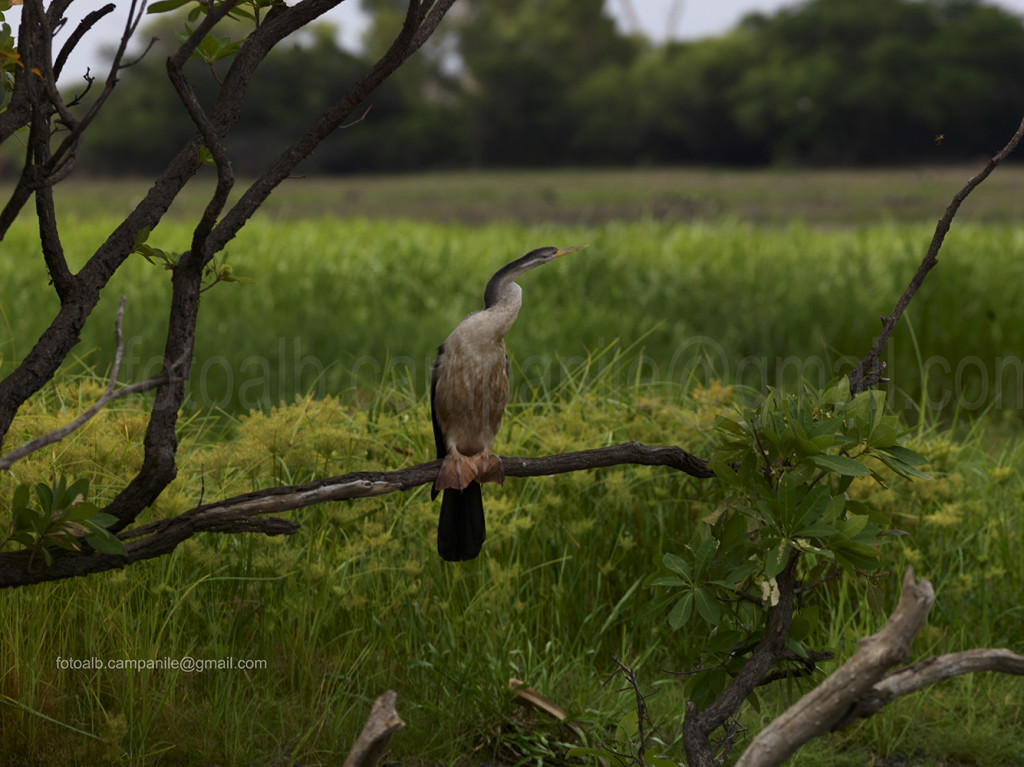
[554,245,587,258]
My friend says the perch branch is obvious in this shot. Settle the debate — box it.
[0,440,711,588]
[125,441,712,538]
[849,114,1024,395]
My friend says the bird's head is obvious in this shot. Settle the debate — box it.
[484,245,586,308]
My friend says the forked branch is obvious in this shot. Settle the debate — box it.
[0,297,185,471]
[735,569,1024,767]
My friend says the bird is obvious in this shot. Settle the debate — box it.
[430,245,584,561]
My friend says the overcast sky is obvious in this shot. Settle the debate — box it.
[10,0,1024,81]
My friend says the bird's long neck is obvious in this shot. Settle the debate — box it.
[479,281,523,340]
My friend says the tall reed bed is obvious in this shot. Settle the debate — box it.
[3,217,1023,422]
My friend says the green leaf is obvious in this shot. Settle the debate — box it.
[835,472,855,494]
[809,454,872,476]
[87,512,119,530]
[147,0,194,13]
[789,485,831,533]
[723,561,760,586]
[795,520,838,538]
[641,592,678,621]
[687,667,730,711]
[714,415,747,435]
[877,445,928,465]
[840,514,869,538]
[63,476,90,505]
[60,502,101,522]
[668,592,693,630]
[649,575,687,588]
[866,421,899,447]
[34,482,53,513]
[693,586,722,626]
[12,483,29,511]
[11,532,37,548]
[615,711,638,745]
[717,510,749,551]
[646,759,681,767]
[833,537,882,570]
[706,628,746,654]
[746,687,763,714]
[692,537,718,578]
[566,746,630,765]
[662,552,691,580]
[785,637,809,658]
[875,449,933,480]
[789,615,811,641]
[709,455,741,485]
[823,375,852,406]
[866,581,886,613]
[85,530,127,557]
[765,538,789,579]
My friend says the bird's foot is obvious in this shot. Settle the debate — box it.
[474,451,504,485]
[435,451,479,493]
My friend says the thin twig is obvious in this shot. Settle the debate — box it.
[0,298,184,471]
[54,3,116,78]
[612,654,647,765]
[849,114,1024,394]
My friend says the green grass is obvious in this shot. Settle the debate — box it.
[1,171,1023,764]
[0,365,1022,765]
[3,212,1024,422]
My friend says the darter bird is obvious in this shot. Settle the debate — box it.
[430,245,584,561]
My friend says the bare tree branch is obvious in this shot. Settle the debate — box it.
[0,0,461,544]
[53,3,116,78]
[0,439,712,588]
[849,114,1024,394]
[205,0,459,258]
[0,298,185,471]
[165,0,242,241]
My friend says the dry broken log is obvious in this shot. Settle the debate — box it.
[735,568,1024,767]
[342,690,405,767]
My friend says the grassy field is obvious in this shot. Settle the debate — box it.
[0,168,1023,765]
[4,212,1024,422]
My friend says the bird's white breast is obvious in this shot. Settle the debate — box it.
[434,307,517,455]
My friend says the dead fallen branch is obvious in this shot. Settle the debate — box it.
[834,647,1024,729]
[343,690,405,767]
[735,568,1024,766]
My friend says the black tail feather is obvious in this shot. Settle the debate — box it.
[437,482,485,561]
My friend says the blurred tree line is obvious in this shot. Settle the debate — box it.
[73,0,1024,173]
